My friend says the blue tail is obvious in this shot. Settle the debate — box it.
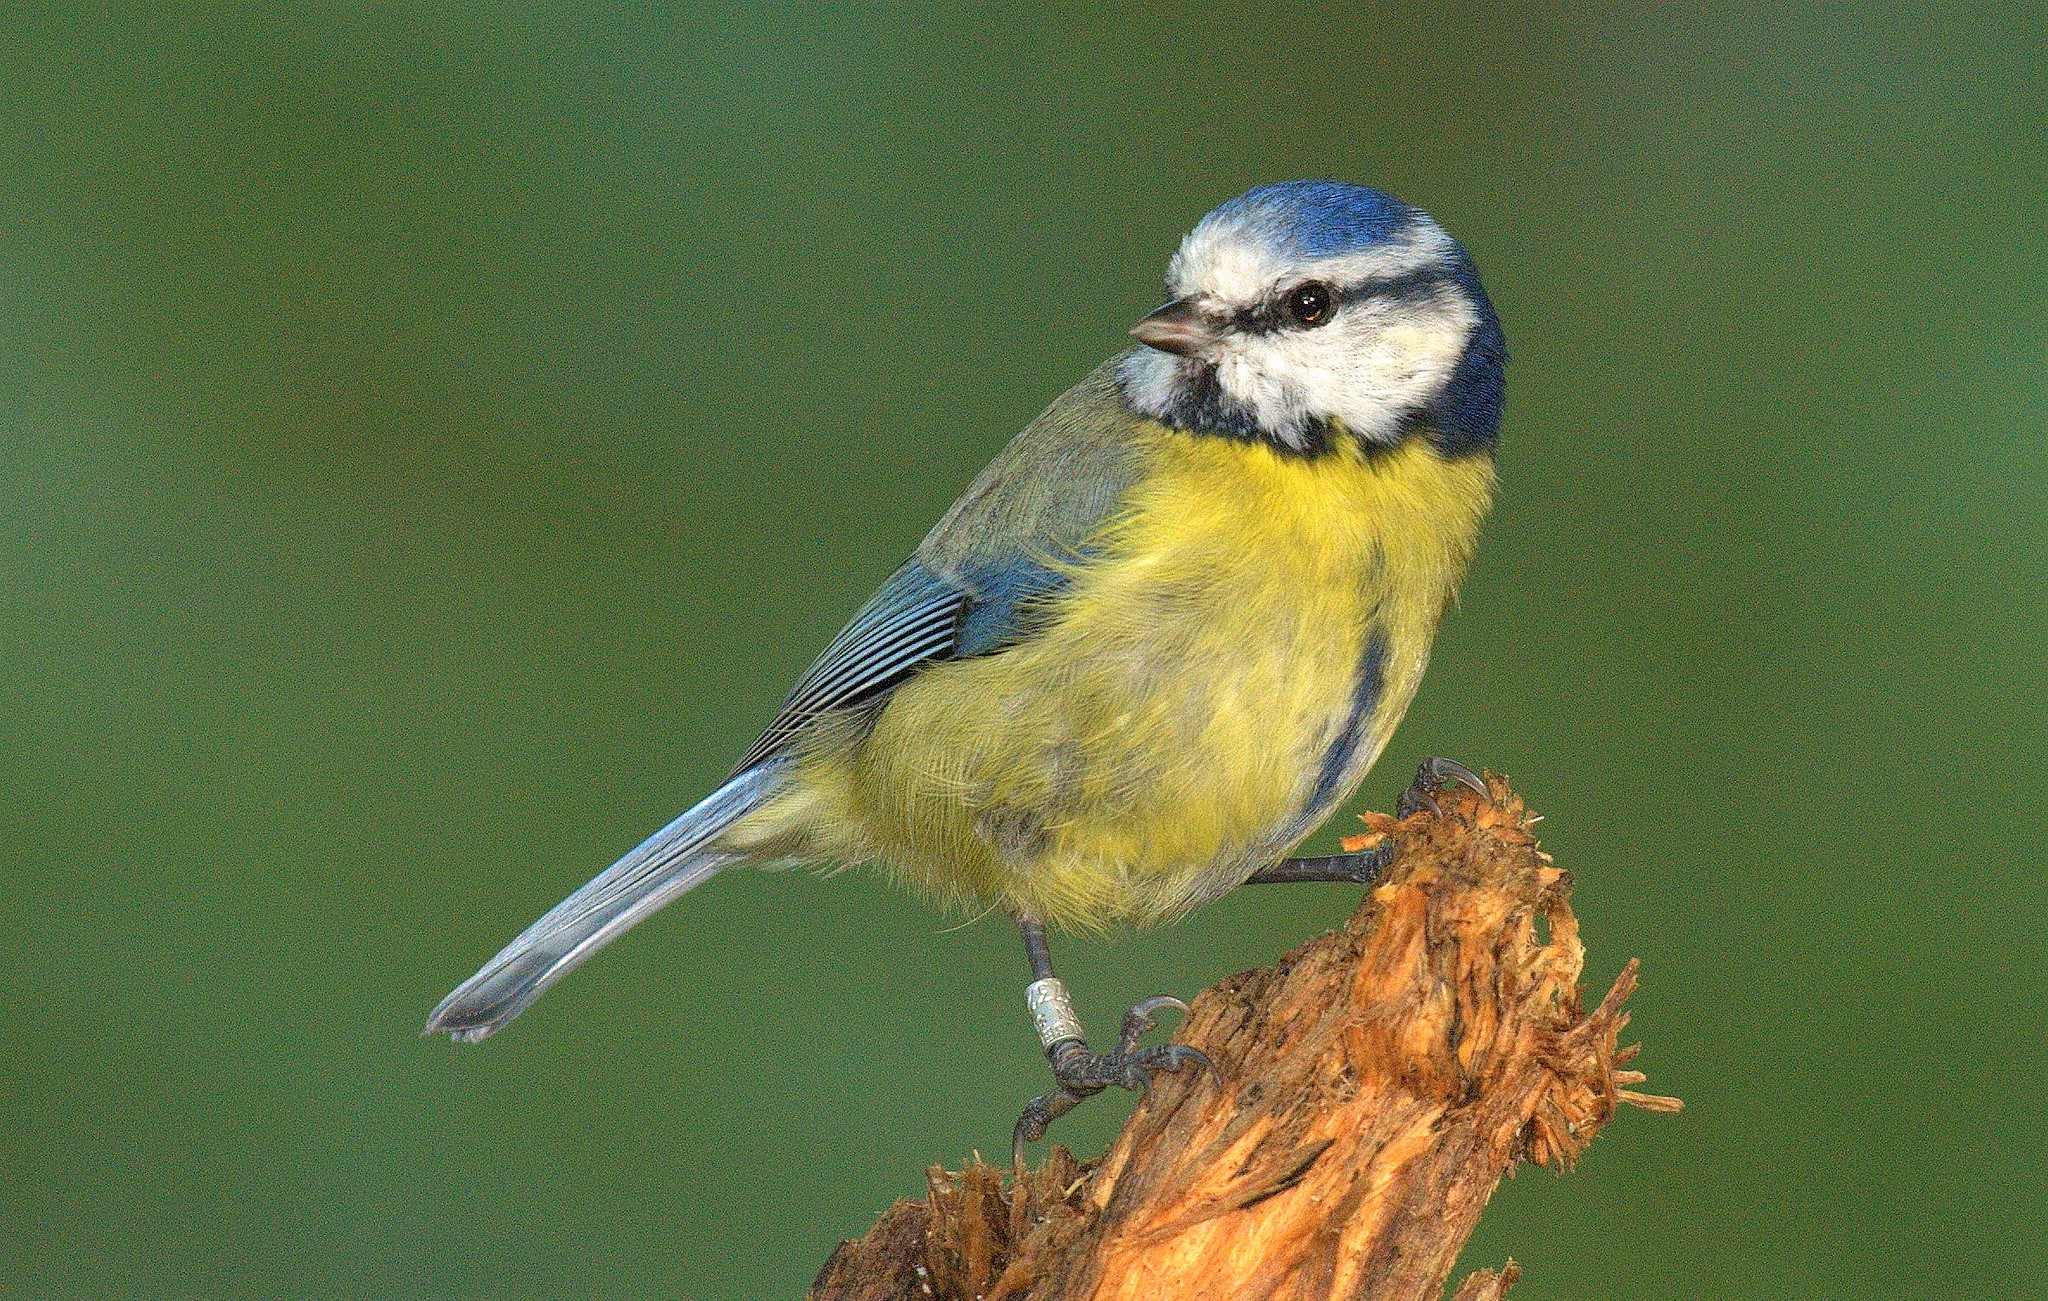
[425,764,782,1042]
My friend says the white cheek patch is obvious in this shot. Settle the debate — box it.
[1211,291,1478,446]
[1210,340,1313,445]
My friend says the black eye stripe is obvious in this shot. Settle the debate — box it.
[1236,268,1451,334]
[1345,268,1452,304]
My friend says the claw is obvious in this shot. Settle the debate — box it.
[1431,757,1490,800]
[1146,1042,1220,1084]
[1397,756,1490,819]
[1012,1088,1085,1169]
[1113,1044,1219,1093]
[1117,995,1190,1057]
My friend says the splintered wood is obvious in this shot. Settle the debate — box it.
[810,778,1679,1301]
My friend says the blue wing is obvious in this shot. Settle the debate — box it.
[731,358,1148,776]
[728,553,1068,774]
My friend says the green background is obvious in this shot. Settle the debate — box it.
[4,5,2042,1298]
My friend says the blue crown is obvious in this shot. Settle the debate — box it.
[1202,181,1421,259]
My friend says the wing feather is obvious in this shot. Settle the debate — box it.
[730,561,970,772]
[732,360,1150,774]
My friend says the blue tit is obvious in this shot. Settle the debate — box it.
[428,180,1505,1154]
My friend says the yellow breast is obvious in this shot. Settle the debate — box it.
[772,425,1494,930]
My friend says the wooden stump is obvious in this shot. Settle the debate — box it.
[811,777,1679,1300]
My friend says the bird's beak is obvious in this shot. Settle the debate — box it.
[1129,297,1223,357]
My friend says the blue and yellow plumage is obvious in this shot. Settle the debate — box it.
[428,180,1504,1138]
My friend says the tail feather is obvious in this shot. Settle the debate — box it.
[425,764,782,1042]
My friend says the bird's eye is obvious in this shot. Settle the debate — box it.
[1285,282,1333,326]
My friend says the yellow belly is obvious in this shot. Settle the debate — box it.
[745,426,1493,930]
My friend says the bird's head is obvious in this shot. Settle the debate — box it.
[1119,180,1504,456]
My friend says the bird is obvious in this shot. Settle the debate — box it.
[426,179,1506,1159]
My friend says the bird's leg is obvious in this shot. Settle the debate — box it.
[1245,757,1490,886]
[1243,841,1394,885]
[1011,917,1215,1168]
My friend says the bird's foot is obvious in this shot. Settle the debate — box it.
[1396,755,1491,819]
[1012,996,1215,1167]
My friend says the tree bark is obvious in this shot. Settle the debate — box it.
[810,777,1679,1301]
